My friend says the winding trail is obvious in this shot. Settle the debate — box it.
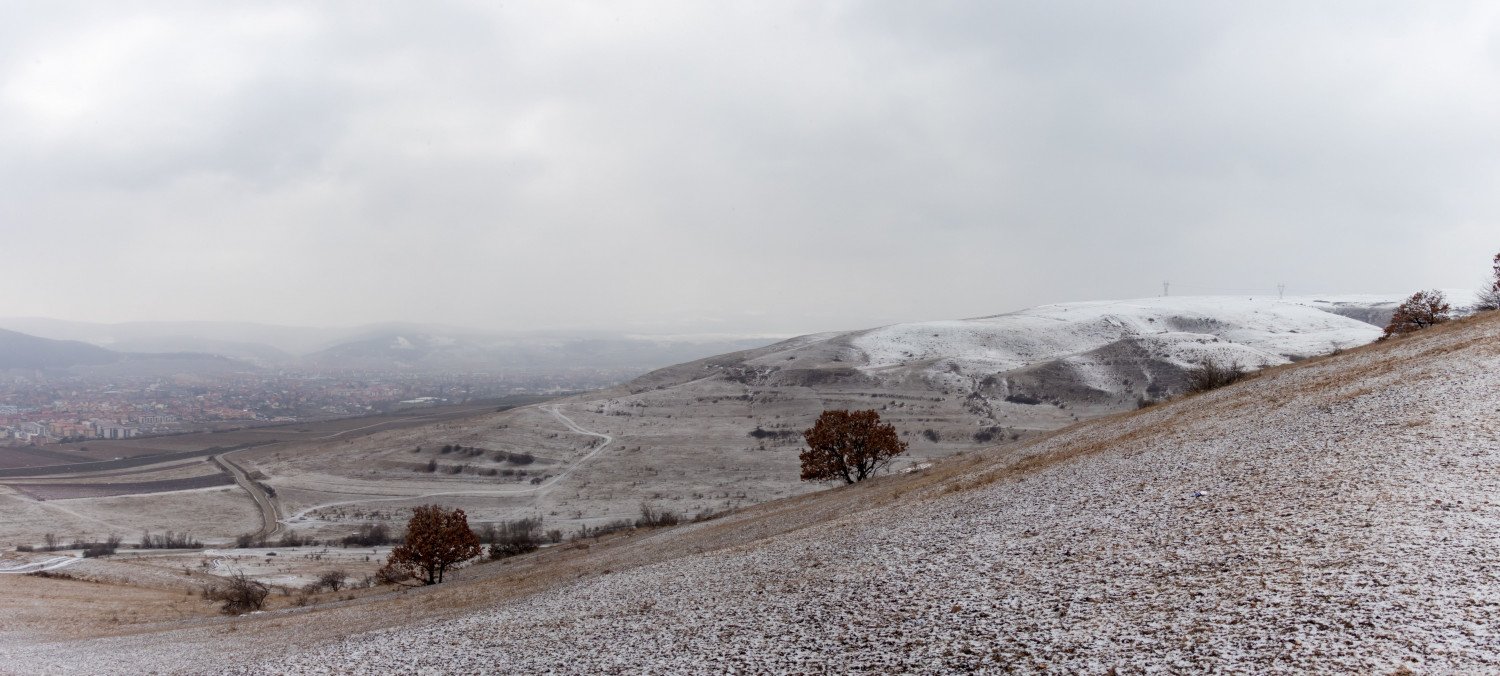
[213,405,502,538]
[279,405,614,524]
[0,555,80,574]
[212,455,283,541]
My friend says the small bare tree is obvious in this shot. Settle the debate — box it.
[1475,252,1500,311]
[1384,290,1452,338]
[382,505,481,585]
[800,409,908,484]
[203,572,270,615]
[316,569,348,592]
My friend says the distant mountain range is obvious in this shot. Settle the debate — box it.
[0,327,258,375]
[0,318,784,375]
[0,328,118,370]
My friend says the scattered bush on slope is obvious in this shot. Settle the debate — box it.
[1383,289,1452,338]
[202,573,269,615]
[1184,358,1246,394]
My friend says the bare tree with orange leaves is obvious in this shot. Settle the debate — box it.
[800,409,908,484]
[381,504,481,585]
[1383,290,1452,338]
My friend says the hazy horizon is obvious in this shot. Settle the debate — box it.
[0,286,1466,340]
[4,2,1497,335]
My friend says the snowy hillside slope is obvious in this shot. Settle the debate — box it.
[230,308,1500,674]
[849,296,1379,391]
[233,294,1440,540]
[5,309,1498,675]
[649,295,1400,416]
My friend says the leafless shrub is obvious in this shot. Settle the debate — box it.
[1185,359,1246,394]
[137,531,202,549]
[1474,285,1500,312]
[635,502,680,528]
[486,518,542,559]
[203,572,270,615]
[374,564,412,586]
[1474,252,1500,311]
[277,532,310,548]
[235,533,268,548]
[341,523,392,547]
[572,519,635,540]
[316,569,348,592]
[82,535,122,558]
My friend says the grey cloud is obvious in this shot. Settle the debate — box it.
[1,1,1497,334]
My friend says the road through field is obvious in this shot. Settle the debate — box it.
[212,455,282,541]
[213,404,516,532]
[280,405,614,524]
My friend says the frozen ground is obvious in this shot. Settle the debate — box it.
[3,306,1495,673]
[0,294,1428,552]
[245,307,1500,673]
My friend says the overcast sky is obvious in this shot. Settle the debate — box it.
[2,2,1497,335]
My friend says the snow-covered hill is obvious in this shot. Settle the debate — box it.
[636,295,1400,417]
[856,296,1377,372]
[845,296,1383,403]
[271,309,1500,674]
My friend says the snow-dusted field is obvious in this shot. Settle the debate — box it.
[158,310,1492,673]
[0,294,1407,551]
[7,297,1496,675]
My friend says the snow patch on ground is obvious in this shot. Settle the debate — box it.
[0,555,80,574]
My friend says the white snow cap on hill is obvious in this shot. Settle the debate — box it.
[851,295,1422,377]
